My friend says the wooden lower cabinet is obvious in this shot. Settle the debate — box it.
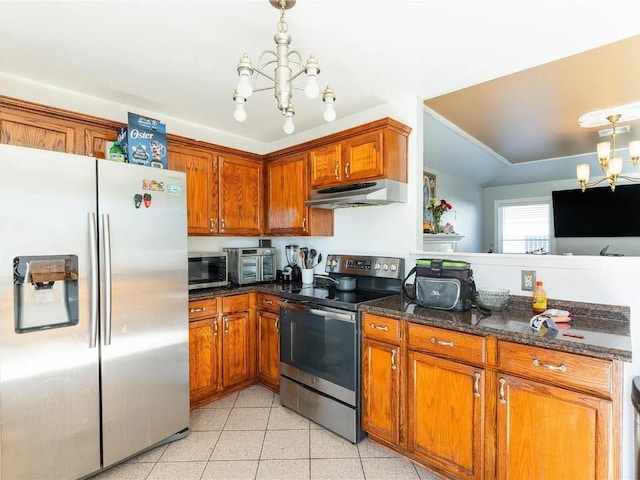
[361,337,400,444]
[189,293,256,407]
[496,373,613,480]
[407,351,485,480]
[188,299,222,406]
[360,315,621,480]
[256,293,280,391]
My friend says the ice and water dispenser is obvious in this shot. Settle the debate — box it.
[13,255,79,332]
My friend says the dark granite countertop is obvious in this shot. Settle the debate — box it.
[189,284,632,362]
[359,293,632,362]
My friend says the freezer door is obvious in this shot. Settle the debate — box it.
[0,145,101,479]
[97,161,189,467]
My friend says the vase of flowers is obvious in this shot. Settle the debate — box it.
[427,198,452,234]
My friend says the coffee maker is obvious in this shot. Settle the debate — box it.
[282,244,301,283]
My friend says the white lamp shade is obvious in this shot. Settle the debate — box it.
[608,157,623,175]
[597,141,611,161]
[576,164,590,182]
[629,140,640,160]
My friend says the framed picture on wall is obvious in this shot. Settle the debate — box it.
[423,171,437,221]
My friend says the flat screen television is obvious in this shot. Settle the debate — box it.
[552,184,640,237]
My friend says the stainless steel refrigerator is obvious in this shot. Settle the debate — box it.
[0,144,190,479]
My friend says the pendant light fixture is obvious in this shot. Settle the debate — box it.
[232,0,336,134]
[577,106,640,192]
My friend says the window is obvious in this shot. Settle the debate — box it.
[495,199,552,254]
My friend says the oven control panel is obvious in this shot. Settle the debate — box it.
[325,254,404,279]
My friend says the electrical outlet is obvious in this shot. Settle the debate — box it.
[521,270,536,291]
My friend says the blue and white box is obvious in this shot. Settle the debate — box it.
[117,113,167,168]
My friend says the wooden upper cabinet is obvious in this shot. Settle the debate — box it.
[168,143,219,235]
[0,109,78,153]
[309,143,343,187]
[309,119,410,189]
[83,126,118,159]
[218,155,262,235]
[343,131,384,182]
[266,153,333,236]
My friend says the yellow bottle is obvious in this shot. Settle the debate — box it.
[532,281,547,314]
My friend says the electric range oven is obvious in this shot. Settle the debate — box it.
[278,254,404,443]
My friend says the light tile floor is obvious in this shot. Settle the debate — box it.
[91,384,442,480]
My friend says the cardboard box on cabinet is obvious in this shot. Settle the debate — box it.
[117,113,167,168]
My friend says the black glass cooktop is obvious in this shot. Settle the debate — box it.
[278,285,396,311]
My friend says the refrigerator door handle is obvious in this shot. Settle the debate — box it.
[89,212,99,348]
[102,213,113,346]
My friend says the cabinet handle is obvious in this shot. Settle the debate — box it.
[369,323,389,332]
[220,218,225,231]
[302,217,307,232]
[209,218,214,231]
[275,317,280,333]
[334,162,339,179]
[190,307,205,313]
[263,298,273,305]
[345,162,350,178]
[430,337,454,347]
[532,358,567,372]
[224,317,229,334]
[213,319,218,336]
[499,378,507,404]
[391,348,398,371]
[473,372,481,398]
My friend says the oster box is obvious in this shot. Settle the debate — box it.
[117,113,167,168]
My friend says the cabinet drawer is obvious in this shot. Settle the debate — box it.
[362,313,401,344]
[222,293,250,314]
[497,341,614,397]
[408,323,486,365]
[256,293,279,313]
[189,298,217,321]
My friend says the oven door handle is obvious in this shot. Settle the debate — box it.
[281,301,355,323]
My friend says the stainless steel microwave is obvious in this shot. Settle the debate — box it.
[224,247,276,285]
[188,252,228,290]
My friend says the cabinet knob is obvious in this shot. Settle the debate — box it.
[473,372,481,398]
[532,358,567,372]
[370,323,389,332]
[220,218,225,231]
[302,217,307,232]
[209,218,214,231]
[430,337,454,347]
[213,319,218,336]
[499,378,507,404]
[344,162,350,178]
[190,307,205,313]
[334,163,339,180]
[390,348,398,371]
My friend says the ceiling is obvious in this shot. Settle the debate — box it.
[424,34,640,165]
[1,1,640,153]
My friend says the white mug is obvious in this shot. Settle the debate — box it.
[301,268,314,284]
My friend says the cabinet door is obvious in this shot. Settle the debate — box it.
[168,144,218,235]
[219,155,262,235]
[222,311,252,388]
[266,154,309,234]
[342,131,384,182]
[309,143,343,188]
[408,351,484,480]
[83,125,118,158]
[0,110,78,153]
[189,318,222,404]
[496,374,613,480]
[361,337,400,444]
[257,310,280,390]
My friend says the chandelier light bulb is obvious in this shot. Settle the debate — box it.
[233,101,247,122]
[323,99,336,122]
[237,73,253,99]
[305,74,320,99]
[283,110,295,134]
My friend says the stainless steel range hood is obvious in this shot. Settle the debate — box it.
[305,179,407,209]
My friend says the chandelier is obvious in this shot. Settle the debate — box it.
[232,0,336,135]
[576,113,640,191]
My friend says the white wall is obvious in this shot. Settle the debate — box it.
[7,78,638,479]
[421,168,483,253]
